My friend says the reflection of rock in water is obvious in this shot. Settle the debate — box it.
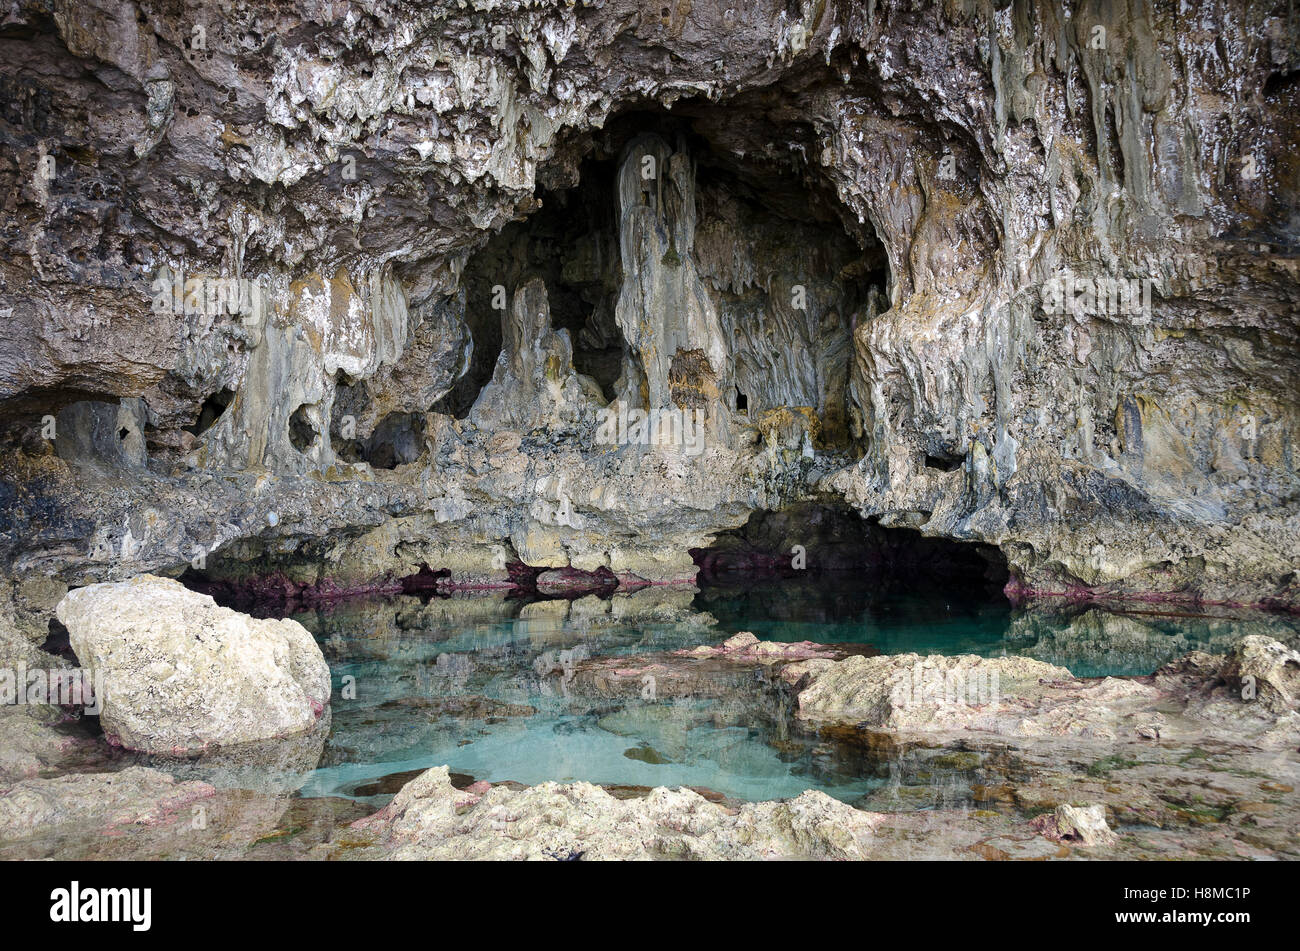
[6,590,1300,859]
[138,710,331,797]
[1009,605,1300,678]
[297,589,716,653]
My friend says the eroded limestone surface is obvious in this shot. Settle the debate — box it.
[0,0,1294,610]
[341,765,888,860]
[0,0,1297,864]
[55,575,331,753]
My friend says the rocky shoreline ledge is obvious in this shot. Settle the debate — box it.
[0,578,1295,861]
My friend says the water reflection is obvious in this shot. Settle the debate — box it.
[264,579,1299,806]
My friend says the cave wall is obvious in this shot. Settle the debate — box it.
[0,0,1296,612]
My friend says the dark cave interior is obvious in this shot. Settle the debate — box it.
[434,103,890,444]
[691,502,1011,600]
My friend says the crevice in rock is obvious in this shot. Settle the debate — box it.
[183,387,235,437]
[178,566,404,618]
[400,564,449,593]
[509,563,620,599]
[924,452,965,473]
[40,617,75,662]
[1262,68,1300,98]
[288,403,320,454]
[362,411,426,470]
[1103,103,1125,185]
[503,561,546,590]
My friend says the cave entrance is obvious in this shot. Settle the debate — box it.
[691,502,1010,599]
[690,503,1011,653]
[434,148,624,416]
[437,102,891,451]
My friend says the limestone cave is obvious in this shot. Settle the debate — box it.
[0,0,1297,883]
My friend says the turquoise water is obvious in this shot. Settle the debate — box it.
[696,584,1016,656]
[278,580,1299,807]
[296,596,873,804]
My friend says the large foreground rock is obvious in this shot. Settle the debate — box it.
[349,766,886,860]
[785,652,1078,733]
[55,575,330,753]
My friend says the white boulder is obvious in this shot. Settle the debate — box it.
[55,575,330,753]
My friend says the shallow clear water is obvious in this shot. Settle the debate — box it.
[271,579,1299,807]
[693,581,1261,677]
[295,594,872,805]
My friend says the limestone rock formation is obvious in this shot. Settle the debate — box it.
[0,766,215,842]
[468,276,599,432]
[676,630,842,662]
[347,764,886,860]
[1039,803,1118,847]
[783,636,1300,748]
[786,651,1076,732]
[0,0,1293,606]
[1219,634,1300,714]
[612,134,729,428]
[55,575,330,753]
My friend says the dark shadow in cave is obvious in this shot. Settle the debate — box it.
[184,387,235,437]
[690,503,1011,634]
[433,148,624,416]
[288,403,319,453]
[329,368,427,470]
[433,102,891,449]
[330,410,425,470]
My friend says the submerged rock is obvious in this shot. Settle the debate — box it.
[0,766,214,842]
[55,575,331,753]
